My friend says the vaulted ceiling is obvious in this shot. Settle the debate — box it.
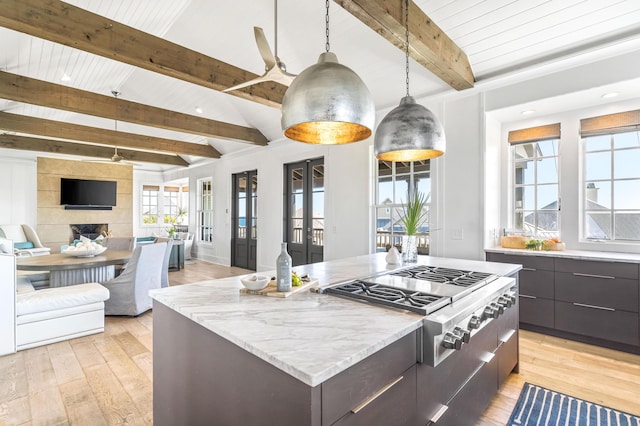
[1,0,640,171]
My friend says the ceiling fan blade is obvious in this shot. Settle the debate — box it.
[264,65,296,85]
[222,75,273,93]
[254,27,277,69]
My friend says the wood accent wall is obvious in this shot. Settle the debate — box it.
[37,157,133,253]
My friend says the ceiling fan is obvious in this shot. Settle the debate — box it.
[223,0,296,92]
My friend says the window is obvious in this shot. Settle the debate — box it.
[197,178,213,243]
[375,160,430,253]
[142,185,159,224]
[163,186,179,224]
[581,127,640,241]
[509,124,560,239]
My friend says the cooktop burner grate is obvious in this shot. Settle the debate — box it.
[390,265,494,287]
[325,280,450,315]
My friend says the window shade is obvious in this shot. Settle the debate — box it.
[143,185,159,191]
[580,109,640,137]
[164,186,180,192]
[508,123,561,145]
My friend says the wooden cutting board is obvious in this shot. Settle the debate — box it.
[240,278,318,298]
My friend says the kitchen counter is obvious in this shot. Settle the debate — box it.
[486,247,640,263]
[150,253,520,387]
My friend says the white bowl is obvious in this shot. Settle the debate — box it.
[241,275,270,291]
[62,246,107,258]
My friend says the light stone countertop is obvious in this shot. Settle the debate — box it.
[150,253,521,387]
[485,247,640,263]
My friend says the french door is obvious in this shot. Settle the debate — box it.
[231,170,257,270]
[285,158,324,266]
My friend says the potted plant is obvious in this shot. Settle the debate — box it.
[176,208,187,225]
[167,225,178,239]
[399,190,428,263]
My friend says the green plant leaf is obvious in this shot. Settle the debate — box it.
[399,190,428,236]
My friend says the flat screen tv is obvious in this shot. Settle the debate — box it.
[60,178,117,207]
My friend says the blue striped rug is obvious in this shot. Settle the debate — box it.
[508,383,640,426]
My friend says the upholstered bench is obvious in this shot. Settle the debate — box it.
[15,279,110,351]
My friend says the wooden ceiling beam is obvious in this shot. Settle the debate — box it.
[0,71,268,146]
[0,0,286,108]
[334,0,474,90]
[0,111,221,158]
[0,134,189,166]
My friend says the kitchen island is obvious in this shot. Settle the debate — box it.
[151,254,521,426]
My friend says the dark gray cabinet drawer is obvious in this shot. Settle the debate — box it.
[520,269,554,299]
[331,365,416,426]
[322,331,417,426]
[428,355,498,425]
[519,295,554,328]
[555,272,639,312]
[486,252,554,271]
[555,301,639,346]
[554,258,638,280]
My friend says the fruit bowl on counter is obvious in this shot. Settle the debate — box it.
[240,275,270,291]
[525,237,565,251]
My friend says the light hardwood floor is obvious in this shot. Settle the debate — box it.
[1,259,638,425]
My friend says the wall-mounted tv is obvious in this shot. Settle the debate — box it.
[60,178,117,209]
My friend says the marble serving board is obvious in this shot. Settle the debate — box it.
[240,278,318,297]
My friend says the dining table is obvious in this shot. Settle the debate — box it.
[16,250,132,287]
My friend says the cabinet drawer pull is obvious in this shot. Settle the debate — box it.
[351,375,403,414]
[499,329,516,343]
[519,294,537,299]
[572,272,615,280]
[522,267,537,271]
[430,404,449,423]
[573,302,615,312]
[479,351,495,364]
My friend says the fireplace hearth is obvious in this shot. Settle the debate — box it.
[69,224,108,242]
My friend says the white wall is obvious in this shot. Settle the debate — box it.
[436,93,486,260]
[0,154,37,227]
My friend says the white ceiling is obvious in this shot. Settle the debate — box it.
[1,0,640,171]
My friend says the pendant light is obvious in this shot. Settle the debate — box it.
[374,0,445,161]
[281,0,375,144]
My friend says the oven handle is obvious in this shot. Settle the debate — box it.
[351,375,404,414]
[522,267,537,271]
[519,294,536,299]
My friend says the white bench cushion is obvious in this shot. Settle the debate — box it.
[17,283,110,316]
[16,276,35,293]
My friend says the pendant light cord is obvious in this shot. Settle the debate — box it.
[274,0,278,58]
[405,0,410,97]
[325,0,330,52]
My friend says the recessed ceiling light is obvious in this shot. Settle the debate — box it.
[195,107,204,114]
[601,92,619,99]
[61,73,71,82]
[521,109,536,116]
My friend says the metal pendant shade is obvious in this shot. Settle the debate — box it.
[281,52,375,144]
[374,0,445,161]
[374,96,445,161]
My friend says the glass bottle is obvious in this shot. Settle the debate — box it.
[276,242,292,292]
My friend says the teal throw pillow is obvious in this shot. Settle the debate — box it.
[14,241,35,249]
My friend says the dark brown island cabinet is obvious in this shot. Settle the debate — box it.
[486,251,640,353]
[153,297,518,426]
